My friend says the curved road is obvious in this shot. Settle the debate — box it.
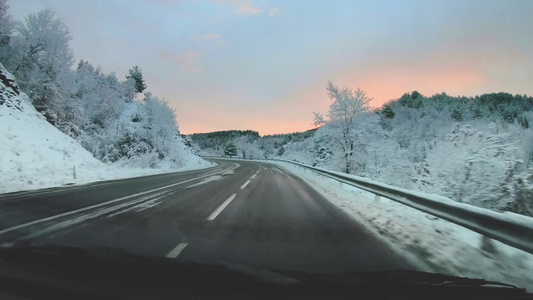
[0,159,413,273]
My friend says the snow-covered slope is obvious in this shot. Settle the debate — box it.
[0,63,106,192]
[0,64,211,193]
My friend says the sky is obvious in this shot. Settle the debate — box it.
[7,0,533,135]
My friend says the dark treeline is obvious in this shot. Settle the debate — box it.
[380,91,532,128]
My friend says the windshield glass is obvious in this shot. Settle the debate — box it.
[1,0,532,295]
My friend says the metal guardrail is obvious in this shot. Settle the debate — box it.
[205,156,533,255]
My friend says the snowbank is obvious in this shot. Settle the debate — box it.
[270,160,533,291]
[0,64,211,194]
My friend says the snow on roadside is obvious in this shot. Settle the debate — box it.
[0,64,212,194]
[269,160,533,291]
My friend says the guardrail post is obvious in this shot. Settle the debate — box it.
[374,195,381,203]
[480,235,496,254]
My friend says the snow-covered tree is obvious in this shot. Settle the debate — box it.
[232,134,260,158]
[72,60,133,155]
[7,9,74,125]
[417,122,523,209]
[142,92,178,155]
[314,81,371,173]
[500,168,533,217]
[0,0,13,62]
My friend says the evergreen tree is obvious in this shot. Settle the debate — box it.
[224,143,237,157]
[451,108,463,121]
[381,104,395,119]
[126,65,146,93]
[278,145,285,156]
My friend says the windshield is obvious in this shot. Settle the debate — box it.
[1,0,532,295]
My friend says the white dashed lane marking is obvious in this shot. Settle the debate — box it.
[206,194,237,221]
[169,165,263,257]
[166,242,188,258]
[240,180,251,190]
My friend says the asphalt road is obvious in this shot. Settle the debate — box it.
[0,159,414,273]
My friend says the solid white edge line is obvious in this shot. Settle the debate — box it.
[206,194,236,221]
[240,180,251,190]
[165,242,189,258]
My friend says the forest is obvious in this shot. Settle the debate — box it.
[0,4,194,169]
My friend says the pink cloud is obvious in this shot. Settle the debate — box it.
[237,3,262,15]
[213,0,261,15]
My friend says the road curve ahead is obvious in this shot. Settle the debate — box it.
[0,159,414,273]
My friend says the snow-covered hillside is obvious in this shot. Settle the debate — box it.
[0,64,210,194]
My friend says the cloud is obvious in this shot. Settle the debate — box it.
[159,50,203,74]
[268,7,280,17]
[237,3,262,15]
[191,33,221,40]
[213,0,264,16]
[190,33,225,47]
